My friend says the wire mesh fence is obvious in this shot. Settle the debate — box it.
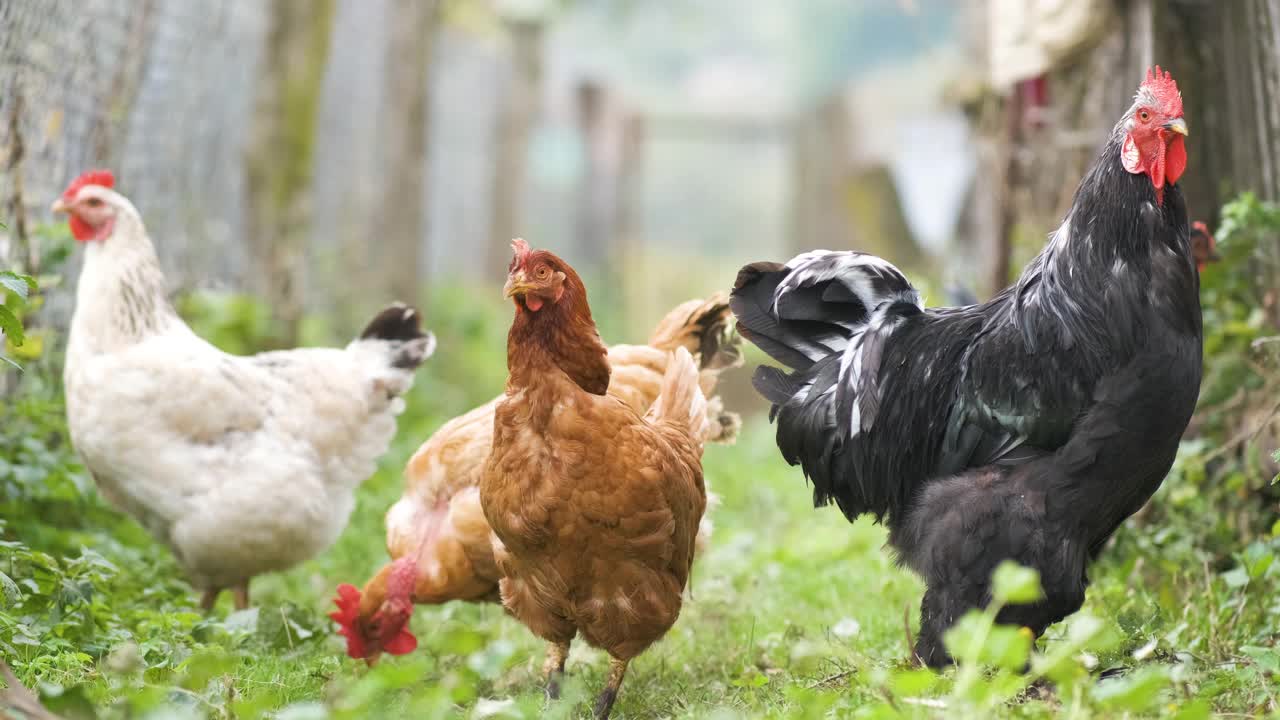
[1,0,267,290]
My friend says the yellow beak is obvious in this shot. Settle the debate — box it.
[1164,117,1189,136]
[51,198,68,214]
[503,273,532,299]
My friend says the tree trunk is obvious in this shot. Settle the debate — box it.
[244,0,336,348]
[487,20,544,280]
[574,80,612,269]
[372,0,441,309]
[1156,0,1280,317]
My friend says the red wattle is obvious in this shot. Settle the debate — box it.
[1165,135,1187,186]
[383,630,418,655]
[525,295,544,312]
[69,215,94,242]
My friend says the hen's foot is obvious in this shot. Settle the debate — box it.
[199,589,221,612]
[593,657,629,719]
[542,641,570,700]
[232,582,250,611]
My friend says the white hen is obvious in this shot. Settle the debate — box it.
[55,170,434,610]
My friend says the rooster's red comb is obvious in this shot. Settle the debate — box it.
[61,170,115,202]
[1140,65,1183,118]
[330,583,367,659]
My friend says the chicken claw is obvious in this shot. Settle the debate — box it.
[592,657,629,719]
[542,640,570,700]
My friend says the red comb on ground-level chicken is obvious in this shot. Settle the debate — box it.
[1190,220,1221,271]
[330,558,419,661]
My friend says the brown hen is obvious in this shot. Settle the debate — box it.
[333,293,739,664]
[482,239,708,718]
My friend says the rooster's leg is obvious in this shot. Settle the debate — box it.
[232,582,250,610]
[199,589,221,612]
[542,640,570,700]
[592,656,629,719]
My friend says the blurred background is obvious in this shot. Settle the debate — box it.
[3,0,1278,324]
[4,2,1280,716]
[2,0,1279,452]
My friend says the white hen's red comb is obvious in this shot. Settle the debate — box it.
[61,170,115,202]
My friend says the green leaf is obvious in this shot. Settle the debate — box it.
[1171,699,1213,720]
[1241,542,1275,580]
[1091,666,1172,712]
[179,647,237,691]
[38,682,100,720]
[1241,645,1280,673]
[0,304,23,346]
[0,570,21,604]
[991,561,1044,605]
[980,624,1034,670]
[1222,566,1250,589]
[888,667,938,696]
[0,271,35,299]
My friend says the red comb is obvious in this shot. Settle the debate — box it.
[1141,65,1183,118]
[511,238,532,257]
[61,170,115,202]
[330,583,367,659]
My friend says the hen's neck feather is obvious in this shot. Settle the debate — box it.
[70,210,186,355]
[505,285,610,395]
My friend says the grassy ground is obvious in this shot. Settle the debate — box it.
[3,285,1279,719]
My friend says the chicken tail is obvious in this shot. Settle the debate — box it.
[358,303,436,371]
[646,293,744,372]
[645,347,710,442]
[730,252,923,516]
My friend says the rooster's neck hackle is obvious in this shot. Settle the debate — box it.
[1009,125,1197,359]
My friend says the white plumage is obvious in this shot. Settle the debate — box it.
[60,182,433,607]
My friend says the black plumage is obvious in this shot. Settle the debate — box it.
[731,101,1202,666]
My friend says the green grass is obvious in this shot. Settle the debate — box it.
[3,280,1280,719]
[5,405,1280,719]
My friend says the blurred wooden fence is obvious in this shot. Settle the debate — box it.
[1,0,798,346]
[964,0,1280,299]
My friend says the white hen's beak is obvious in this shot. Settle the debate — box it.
[51,198,68,214]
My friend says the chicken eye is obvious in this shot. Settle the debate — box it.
[536,266,550,279]
[1138,109,1151,122]
[85,197,104,208]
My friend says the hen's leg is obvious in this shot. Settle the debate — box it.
[232,582,250,610]
[542,640,570,700]
[592,656,629,719]
[199,588,221,612]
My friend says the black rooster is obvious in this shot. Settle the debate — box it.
[730,67,1202,667]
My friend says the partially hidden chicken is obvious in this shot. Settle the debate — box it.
[486,240,708,718]
[1190,220,1221,271]
[55,170,434,610]
[330,294,740,663]
[730,68,1202,666]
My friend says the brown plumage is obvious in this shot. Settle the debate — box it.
[481,240,708,718]
[332,292,740,663]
